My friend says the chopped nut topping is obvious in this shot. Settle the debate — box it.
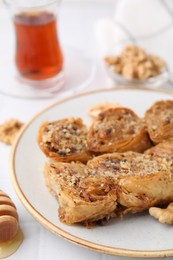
[145,100,173,144]
[145,140,173,165]
[87,107,143,152]
[105,45,166,80]
[87,152,170,178]
[48,161,117,204]
[41,118,88,156]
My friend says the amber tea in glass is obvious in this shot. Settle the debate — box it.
[3,0,64,84]
[14,11,63,80]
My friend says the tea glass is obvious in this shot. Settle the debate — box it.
[3,0,64,93]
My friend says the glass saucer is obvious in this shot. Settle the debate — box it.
[0,46,96,99]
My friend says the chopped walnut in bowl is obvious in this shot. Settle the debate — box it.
[104,45,168,88]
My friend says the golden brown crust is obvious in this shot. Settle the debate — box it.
[145,140,173,164]
[39,100,173,226]
[144,100,173,144]
[37,118,91,163]
[44,151,173,225]
[88,152,173,215]
[44,162,117,225]
[87,107,152,153]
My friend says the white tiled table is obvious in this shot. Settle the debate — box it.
[0,1,172,260]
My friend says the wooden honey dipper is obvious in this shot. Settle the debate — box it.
[0,190,19,243]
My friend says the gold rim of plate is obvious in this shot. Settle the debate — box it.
[10,86,173,258]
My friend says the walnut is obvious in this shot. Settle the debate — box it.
[112,64,122,74]
[0,119,24,145]
[122,63,137,80]
[149,203,173,224]
[104,45,166,81]
[105,56,120,65]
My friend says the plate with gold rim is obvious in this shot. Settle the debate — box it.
[10,87,173,258]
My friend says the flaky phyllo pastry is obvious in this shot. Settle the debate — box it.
[145,140,173,163]
[44,162,117,225]
[37,118,91,163]
[44,152,173,225]
[144,100,173,144]
[87,107,152,153]
[37,99,173,226]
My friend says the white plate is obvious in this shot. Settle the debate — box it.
[11,87,173,258]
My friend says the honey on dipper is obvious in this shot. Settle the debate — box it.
[0,190,23,259]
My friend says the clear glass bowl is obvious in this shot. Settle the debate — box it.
[105,64,169,89]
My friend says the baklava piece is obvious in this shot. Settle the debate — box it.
[44,151,173,225]
[87,107,152,154]
[37,118,91,163]
[144,100,173,144]
[88,151,173,215]
[44,162,117,225]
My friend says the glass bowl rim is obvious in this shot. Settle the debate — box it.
[3,0,61,10]
[104,62,169,88]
